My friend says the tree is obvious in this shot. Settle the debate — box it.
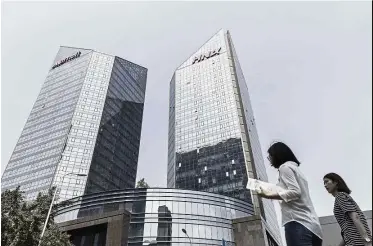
[1,187,72,246]
[136,178,150,188]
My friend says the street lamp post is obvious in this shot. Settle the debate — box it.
[38,172,87,246]
[182,228,192,246]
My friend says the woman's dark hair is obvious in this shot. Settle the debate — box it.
[267,142,301,168]
[323,172,351,194]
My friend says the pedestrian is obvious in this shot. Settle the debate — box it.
[257,141,323,246]
[323,172,372,246]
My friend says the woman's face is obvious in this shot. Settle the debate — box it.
[323,178,337,194]
[267,154,273,166]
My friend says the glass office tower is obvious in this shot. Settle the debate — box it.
[167,30,281,243]
[1,46,147,201]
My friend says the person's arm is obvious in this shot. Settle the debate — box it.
[258,165,301,202]
[336,193,371,242]
[349,212,371,240]
[338,239,345,246]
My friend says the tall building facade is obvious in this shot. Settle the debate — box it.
[167,30,281,244]
[1,46,147,201]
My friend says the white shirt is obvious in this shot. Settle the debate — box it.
[277,161,323,239]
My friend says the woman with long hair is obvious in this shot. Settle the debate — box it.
[257,141,323,246]
[323,173,372,246]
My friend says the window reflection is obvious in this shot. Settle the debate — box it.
[145,200,153,214]
[156,205,172,244]
[185,202,191,214]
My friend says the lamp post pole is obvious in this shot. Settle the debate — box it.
[182,228,192,246]
[38,172,86,246]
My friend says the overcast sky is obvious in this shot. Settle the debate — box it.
[1,1,372,242]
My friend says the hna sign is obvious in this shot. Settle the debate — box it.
[52,51,81,69]
[192,47,221,64]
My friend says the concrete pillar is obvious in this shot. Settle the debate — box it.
[233,215,268,246]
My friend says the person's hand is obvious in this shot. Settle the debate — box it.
[256,186,270,198]
[362,236,372,246]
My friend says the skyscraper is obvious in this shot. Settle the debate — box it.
[1,46,147,201]
[167,29,281,243]
[156,205,172,245]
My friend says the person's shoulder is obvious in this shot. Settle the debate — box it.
[336,191,349,196]
[279,161,298,171]
[335,192,359,210]
[336,192,352,200]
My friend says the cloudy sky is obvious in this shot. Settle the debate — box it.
[1,0,372,241]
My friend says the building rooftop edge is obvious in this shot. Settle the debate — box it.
[59,45,147,69]
[173,28,228,73]
[57,187,253,205]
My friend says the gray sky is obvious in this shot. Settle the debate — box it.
[1,1,372,241]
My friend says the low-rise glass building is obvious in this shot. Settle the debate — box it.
[55,188,255,245]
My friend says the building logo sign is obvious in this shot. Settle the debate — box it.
[52,51,81,69]
[192,47,222,64]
